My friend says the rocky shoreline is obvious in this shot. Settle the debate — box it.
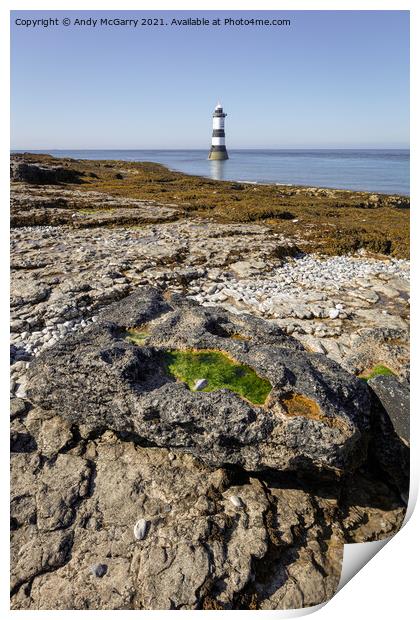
[10,154,410,610]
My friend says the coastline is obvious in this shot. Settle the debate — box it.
[10,148,410,197]
[10,152,410,258]
[10,152,410,610]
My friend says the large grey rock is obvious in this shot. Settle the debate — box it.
[367,375,410,496]
[11,160,84,185]
[368,375,409,445]
[27,287,370,475]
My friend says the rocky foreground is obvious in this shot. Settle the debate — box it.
[10,155,410,610]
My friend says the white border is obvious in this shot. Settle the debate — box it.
[1,1,417,618]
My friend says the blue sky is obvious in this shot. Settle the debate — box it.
[10,10,409,149]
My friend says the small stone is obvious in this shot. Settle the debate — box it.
[10,398,28,419]
[193,378,208,391]
[229,495,243,508]
[328,308,340,319]
[90,563,107,578]
[15,383,27,399]
[134,518,148,540]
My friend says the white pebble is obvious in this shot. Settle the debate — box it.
[133,518,148,540]
[193,378,208,391]
[328,308,340,319]
[229,495,243,508]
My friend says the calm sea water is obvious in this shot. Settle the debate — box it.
[15,149,409,195]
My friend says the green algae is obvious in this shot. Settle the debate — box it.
[165,349,272,405]
[359,364,396,381]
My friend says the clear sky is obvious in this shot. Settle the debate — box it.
[10,10,409,149]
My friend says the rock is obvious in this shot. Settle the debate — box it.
[230,260,266,278]
[229,495,243,508]
[349,289,379,304]
[10,434,339,610]
[133,519,148,541]
[368,376,409,495]
[344,327,409,379]
[27,288,370,475]
[10,388,406,611]
[34,454,92,531]
[25,409,73,457]
[368,375,409,445]
[193,378,208,391]
[15,382,27,399]
[90,564,108,578]
[11,159,84,185]
[253,485,343,610]
[10,280,51,308]
[339,472,405,543]
[10,398,28,419]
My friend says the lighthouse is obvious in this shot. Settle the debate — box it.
[208,103,228,160]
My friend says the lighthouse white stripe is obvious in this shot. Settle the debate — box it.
[211,137,225,146]
[213,117,224,130]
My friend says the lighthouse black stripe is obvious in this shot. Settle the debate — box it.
[209,145,228,152]
[212,129,225,137]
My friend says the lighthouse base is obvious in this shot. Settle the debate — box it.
[208,146,229,160]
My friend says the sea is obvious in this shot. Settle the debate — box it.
[13,149,410,196]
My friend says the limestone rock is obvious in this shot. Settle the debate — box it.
[25,408,73,457]
[27,288,371,475]
[368,376,410,495]
[10,397,28,419]
[11,160,84,185]
[339,472,406,542]
[9,432,342,610]
[368,375,409,445]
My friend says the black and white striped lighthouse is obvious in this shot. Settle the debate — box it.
[208,102,228,160]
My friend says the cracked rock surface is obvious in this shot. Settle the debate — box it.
[10,421,405,610]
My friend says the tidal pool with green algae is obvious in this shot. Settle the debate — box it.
[359,364,396,382]
[164,349,272,405]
